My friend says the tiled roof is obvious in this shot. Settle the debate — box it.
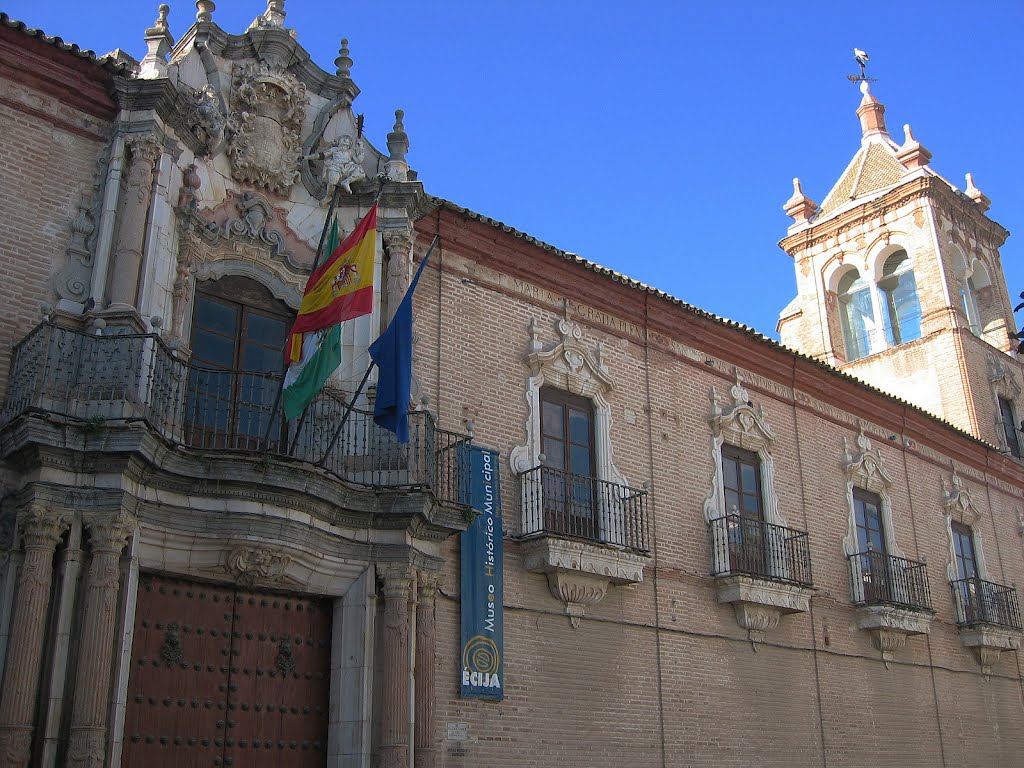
[429,195,994,453]
[817,141,907,217]
[0,12,130,75]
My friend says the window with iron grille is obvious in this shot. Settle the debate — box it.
[187,276,292,450]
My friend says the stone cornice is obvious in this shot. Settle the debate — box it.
[778,176,1010,255]
[0,416,469,541]
[171,23,359,105]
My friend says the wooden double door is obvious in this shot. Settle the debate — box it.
[122,574,332,767]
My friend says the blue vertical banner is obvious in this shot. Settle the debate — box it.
[459,446,503,700]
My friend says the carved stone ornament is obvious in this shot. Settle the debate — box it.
[226,62,308,194]
[521,536,649,627]
[54,196,95,304]
[178,83,226,155]
[509,307,624,487]
[18,506,70,550]
[703,369,786,526]
[855,604,933,667]
[941,471,985,582]
[226,546,291,584]
[959,625,1021,680]
[841,426,904,558]
[714,574,812,648]
[195,190,314,269]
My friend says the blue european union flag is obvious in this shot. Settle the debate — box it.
[368,238,434,443]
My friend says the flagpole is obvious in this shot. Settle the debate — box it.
[287,178,388,457]
[260,183,343,452]
[317,234,440,466]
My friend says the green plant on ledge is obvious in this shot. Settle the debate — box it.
[254,454,273,474]
[80,415,106,435]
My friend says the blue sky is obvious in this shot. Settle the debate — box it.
[8,0,1023,340]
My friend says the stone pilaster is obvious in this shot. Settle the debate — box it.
[414,572,440,768]
[376,563,412,768]
[67,511,135,767]
[382,229,413,324]
[0,507,70,768]
[108,135,161,309]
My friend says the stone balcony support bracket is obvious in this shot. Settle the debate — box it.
[521,536,650,628]
[854,604,934,666]
[713,574,813,646]
[958,624,1022,679]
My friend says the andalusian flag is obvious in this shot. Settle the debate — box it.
[283,204,377,420]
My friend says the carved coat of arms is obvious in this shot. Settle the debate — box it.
[226,62,308,195]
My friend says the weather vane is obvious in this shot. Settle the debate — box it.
[847,48,878,84]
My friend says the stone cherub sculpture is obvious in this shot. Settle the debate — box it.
[303,134,366,198]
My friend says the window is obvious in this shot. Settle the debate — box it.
[852,488,891,604]
[721,444,767,575]
[998,396,1021,458]
[878,250,922,346]
[539,387,597,539]
[838,269,874,361]
[833,248,922,362]
[951,521,978,581]
[960,276,981,334]
[187,276,291,450]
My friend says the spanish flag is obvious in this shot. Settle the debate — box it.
[283,204,377,420]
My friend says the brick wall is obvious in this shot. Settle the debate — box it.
[418,216,1024,767]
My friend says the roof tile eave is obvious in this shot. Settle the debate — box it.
[1,12,131,76]
[428,195,1004,459]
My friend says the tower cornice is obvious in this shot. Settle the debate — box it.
[778,175,1009,256]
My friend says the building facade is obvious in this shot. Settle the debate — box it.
[0,4,1022,768]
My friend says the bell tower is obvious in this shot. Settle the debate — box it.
[778,74,1023,455]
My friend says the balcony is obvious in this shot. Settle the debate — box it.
[950,577,1023,677]
[848,550,935,663]
[1,323,470,506]
[519,464,651,626]
[708,514,814,642]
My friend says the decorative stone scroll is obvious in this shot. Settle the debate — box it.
[226,546,291,584]
[226,62,308,194]
[54,197,95,306]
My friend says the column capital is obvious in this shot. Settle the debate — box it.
[82,510,136,554]
[417,570,442,601]
[124,133,163,165]
[376,563,413,599]
[17,506,70,550]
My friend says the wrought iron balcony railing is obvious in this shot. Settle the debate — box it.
[520,465,649,553]
[950,577,1022,630]
[707,513,813,587]
[848,550,932,611]
[1,323,471,504]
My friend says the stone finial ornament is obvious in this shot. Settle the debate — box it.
[195,0,215,23]
[138,3,174,79]
[249,0,286,30]
[153,4,169,30]
[385,109,410,182]
[965,173,991,213]
[335,38,352,78]
[895,123,932,171]
[783,177,817,225]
